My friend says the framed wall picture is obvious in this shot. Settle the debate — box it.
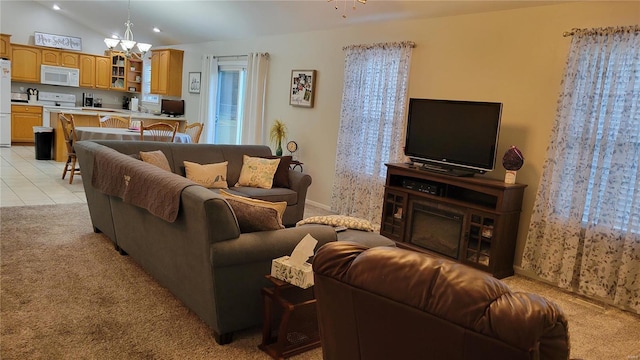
[290,70,316,108]
[189,72,201,94]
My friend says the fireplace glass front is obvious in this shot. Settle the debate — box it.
[408,202,464,259]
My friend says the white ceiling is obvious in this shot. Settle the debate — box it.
[31,0,561,46]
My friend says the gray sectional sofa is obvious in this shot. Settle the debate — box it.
[74,140,338,344]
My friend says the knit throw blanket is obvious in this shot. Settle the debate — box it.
[92,147,197,222]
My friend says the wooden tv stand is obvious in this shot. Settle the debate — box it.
[381,163,527,278]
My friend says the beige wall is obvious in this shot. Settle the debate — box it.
[183,1,639,267]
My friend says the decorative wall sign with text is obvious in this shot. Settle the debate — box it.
[34,32,82,51]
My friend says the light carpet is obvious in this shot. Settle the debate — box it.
[1,204,639,359]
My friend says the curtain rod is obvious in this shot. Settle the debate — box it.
[213,55,248,60]
[563,25,640,37]
[343,41,415,51]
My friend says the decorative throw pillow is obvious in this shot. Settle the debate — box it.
[139,150,171,172]
[220,190,287,233]
[236,155,280,189]
[262,156,292,188]
[296,215,375,232]
[219,190,287,222]
[184,161,228,189]
[224,198,284,233]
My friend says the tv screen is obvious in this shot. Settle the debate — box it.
[404,98,502,176]
[161,99,184,116]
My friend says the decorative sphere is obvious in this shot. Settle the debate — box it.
[502,146,524,171]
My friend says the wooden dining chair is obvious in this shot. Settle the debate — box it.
[140,121,177,142]
[184,122,204,143]
[59,113,81,184]
[99,115,131,129]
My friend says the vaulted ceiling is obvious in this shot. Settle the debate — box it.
[30,0,560,46]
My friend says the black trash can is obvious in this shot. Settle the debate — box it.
[33,126,54,160]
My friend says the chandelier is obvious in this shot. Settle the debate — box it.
[104,0,151,59]
[328,0,366,18]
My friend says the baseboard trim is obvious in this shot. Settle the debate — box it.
[305,199,331,211]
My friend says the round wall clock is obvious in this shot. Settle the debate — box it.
[286,140,298,154]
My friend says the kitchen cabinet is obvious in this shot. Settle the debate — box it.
[0,34,11,59]
[95,56,111,89]
[150,49,183,97]
[127,58,142,93]
[79,55,110,89]
[109,51,127,91]
[11,44,41,83]
[79,54,95,88]
[41,49,80,68]
[11,104,42,143]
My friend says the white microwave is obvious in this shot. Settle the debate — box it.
[40,65,80,87]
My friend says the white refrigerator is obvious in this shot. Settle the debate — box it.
[0,59,10,147]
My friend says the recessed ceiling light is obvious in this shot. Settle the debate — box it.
[111,34,119,39]
[52,4,61,10]
[153,27,161,33]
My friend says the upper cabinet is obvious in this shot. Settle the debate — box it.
[95,56,111,89]
[11,44,41,83]
[127,58,142,93]
[109,51,127,91]
[150,49,184,97]
[79,54,95,88]
[0,34,11,59]
[41,49,80,68]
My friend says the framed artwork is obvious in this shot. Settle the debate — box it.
[189,72,201,94]
[290,70,316,108]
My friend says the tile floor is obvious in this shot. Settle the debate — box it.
[1,145,86,207]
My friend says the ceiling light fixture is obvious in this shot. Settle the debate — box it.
[104,0,151,60]
[52,4,60,10]
[153,27,161,33]
[328,0,366,19]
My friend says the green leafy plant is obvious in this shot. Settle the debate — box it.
[269,119,287,156]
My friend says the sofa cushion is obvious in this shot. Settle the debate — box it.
[262,155,292,188]
[297,215,375,232]
[140,150,172,172]
[227,186,298,205]
[224,198,284,233]
[236,155,280,189]
[219,189,287,224]
[184,160,229,189]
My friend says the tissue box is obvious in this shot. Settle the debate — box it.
[271,256,314,289]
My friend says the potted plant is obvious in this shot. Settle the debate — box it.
[269,119,287,156]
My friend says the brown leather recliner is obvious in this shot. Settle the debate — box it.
[312,242,570,360]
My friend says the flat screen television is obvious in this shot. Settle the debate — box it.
[404,98,502,176]
[161,99,184,117]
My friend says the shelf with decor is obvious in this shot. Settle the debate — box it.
[126,58,142,93]
[109,51,127,91]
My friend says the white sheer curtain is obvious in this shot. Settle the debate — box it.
[522,26,640,314]
[331,42,413,226]
[241,52,270,145]
[199,55,218,144]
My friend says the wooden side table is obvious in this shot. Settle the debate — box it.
[289,160,304,172]
[259,275,320,359]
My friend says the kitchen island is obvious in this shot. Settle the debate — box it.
[48,107,187,162]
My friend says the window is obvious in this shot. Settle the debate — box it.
[142,56,158,104]
[522,27,640,314]
[214,61,246,144]
[330,42,413,223]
